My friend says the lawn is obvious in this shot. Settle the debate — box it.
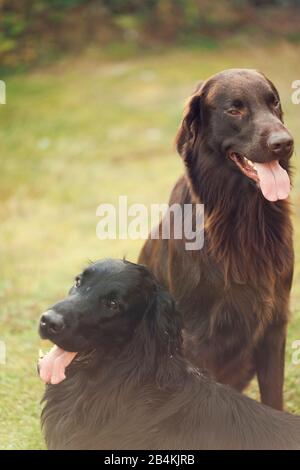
[1,42,300,450]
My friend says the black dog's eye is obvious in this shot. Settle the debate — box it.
[75,276,81,288]
[104,299,119,310]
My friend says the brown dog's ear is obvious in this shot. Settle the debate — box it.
[176,91,202,157]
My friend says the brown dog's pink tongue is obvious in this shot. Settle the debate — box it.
[39,346,77,385]
[255,160,290,202]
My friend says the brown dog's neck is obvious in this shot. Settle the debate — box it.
[184,156,293,286]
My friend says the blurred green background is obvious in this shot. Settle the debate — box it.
[0,0,300,450]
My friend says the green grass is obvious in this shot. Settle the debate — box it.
[1,42,300,449]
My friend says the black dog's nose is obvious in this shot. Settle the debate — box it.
[267,132,294,156]
[40,310,65,335]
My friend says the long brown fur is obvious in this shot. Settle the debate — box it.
[139,69,294,409]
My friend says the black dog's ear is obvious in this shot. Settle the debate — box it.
[133,285,183,388]
[176,81,204,157]
[145,286,183,357]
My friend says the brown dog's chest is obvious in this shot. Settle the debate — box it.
[186,261,275,340]
[176,210,293,386]
[181,266,277,385]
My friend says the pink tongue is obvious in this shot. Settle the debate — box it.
[39,346,77,385]
[255,160,290,202]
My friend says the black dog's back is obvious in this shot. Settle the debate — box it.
[40,259,300,450]
[42,359,300,450]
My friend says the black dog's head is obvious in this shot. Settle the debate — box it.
[39,259,181,357]
[177,69,293,202]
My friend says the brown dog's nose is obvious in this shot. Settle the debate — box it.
[267,131,293,156]
[40,310,65,335]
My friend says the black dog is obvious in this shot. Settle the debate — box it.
[38,259,300,450]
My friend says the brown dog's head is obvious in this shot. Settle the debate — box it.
[177,69,293,202]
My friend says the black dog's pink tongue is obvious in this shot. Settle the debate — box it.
[255,160,290,202]
[39,346,77,385]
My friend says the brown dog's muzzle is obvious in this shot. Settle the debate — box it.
[267,131,294,158]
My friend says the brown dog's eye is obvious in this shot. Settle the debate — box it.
[269,94,280,108]
[227,108,242,116]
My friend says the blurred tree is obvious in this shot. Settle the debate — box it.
[0,0,299,71]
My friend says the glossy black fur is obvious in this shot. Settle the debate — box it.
[40,259,300,450]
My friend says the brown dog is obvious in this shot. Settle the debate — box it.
[139,69,294,410]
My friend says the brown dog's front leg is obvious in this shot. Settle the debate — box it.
[255,322,287,410]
